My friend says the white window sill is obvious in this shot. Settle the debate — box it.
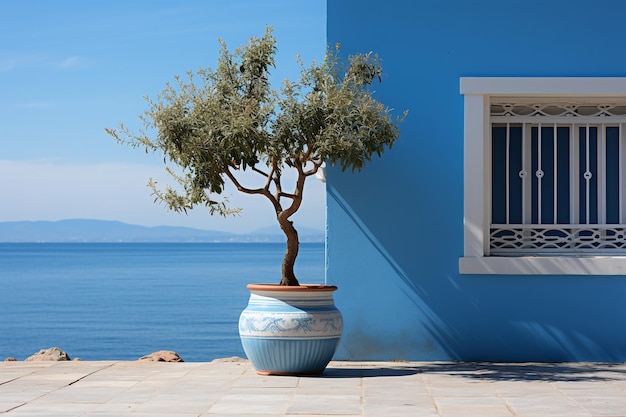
[459,256,626,275]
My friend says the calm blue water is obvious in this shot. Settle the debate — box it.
[0,243,325,362]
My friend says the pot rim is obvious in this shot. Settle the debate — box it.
[246,283,337,292]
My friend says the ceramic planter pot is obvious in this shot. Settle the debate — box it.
[238,283,343,375]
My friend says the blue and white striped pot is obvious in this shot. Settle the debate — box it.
[238,284,343,375]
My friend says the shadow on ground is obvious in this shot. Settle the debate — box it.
[319,362,626,382]
[319,366,420,378]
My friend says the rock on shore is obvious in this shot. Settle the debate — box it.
[4,348,186,362]
[25,347,71,361]
[138,350,184,362]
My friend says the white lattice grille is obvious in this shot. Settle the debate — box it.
[491,225,626,255]
[489,99,626,256]
[492,102,626,119]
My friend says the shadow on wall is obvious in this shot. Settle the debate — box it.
[327,183,467,360]
[327,181,626,362]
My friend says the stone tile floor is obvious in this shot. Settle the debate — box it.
[1,360,626,416]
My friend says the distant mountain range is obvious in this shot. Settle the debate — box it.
[0,219,324,243]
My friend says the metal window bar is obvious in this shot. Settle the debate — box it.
[554,123,558,224]
[490,100,626,254]
[537,123,543,224]
[585,124,591,225]
[599,123,606,225]
[506,123,510,224]
[522,123,529,245]
[570,123,578,225]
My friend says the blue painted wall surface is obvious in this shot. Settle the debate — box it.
[326,0,626,361]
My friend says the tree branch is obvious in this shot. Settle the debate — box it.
[303,159,324,176]
[251,165,270,178]
[223,167,263,195]
[279,162,306,220]
[223,166,283,214]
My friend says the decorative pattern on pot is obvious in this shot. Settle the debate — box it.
[239,284,343,375]
[239,309,342,339]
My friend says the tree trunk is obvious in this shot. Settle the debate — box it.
[278,213,300,286]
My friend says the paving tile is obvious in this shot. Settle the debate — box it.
[0,383,74,412]
[297,375,362,396]
[434,396,514,417]
[227,386,299,396]
[128,393,217,414]
[427,382,499,397]
[0,370,38,384]
[364,393,433,406]
[297,385,362,396]
[286,415,362,417]
[202,414,284,417]
[298,374,363,385]
[70,378,139,388]
[89,413,201,417]
[207,393,292,414]
[570,396,626,416]
[502,395,591,417]
[2,361,626,416]
[88,402,147,414]
[3,402,98,417]
[0,402,26,414]
[364,404,439,417]
[553,381,626,398]
[36,386,129,404]
[491,381,561,396]
[288,394,361,415]
[234,375,299,388]
[364,394,438,416]
[96,385,160,404]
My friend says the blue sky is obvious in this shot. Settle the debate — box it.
[0,0,326,233]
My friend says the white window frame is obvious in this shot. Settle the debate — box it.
[460,77,626,275]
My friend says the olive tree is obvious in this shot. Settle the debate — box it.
[106,27,404,286]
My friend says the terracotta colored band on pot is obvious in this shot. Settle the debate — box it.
[246,283,337,292]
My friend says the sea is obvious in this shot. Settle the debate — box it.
[0,242,325,362]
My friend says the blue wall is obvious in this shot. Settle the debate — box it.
[326,0,626,361]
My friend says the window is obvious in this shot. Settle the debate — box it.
[459,78,626,275]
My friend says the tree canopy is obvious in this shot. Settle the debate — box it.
[107,27,404,285]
